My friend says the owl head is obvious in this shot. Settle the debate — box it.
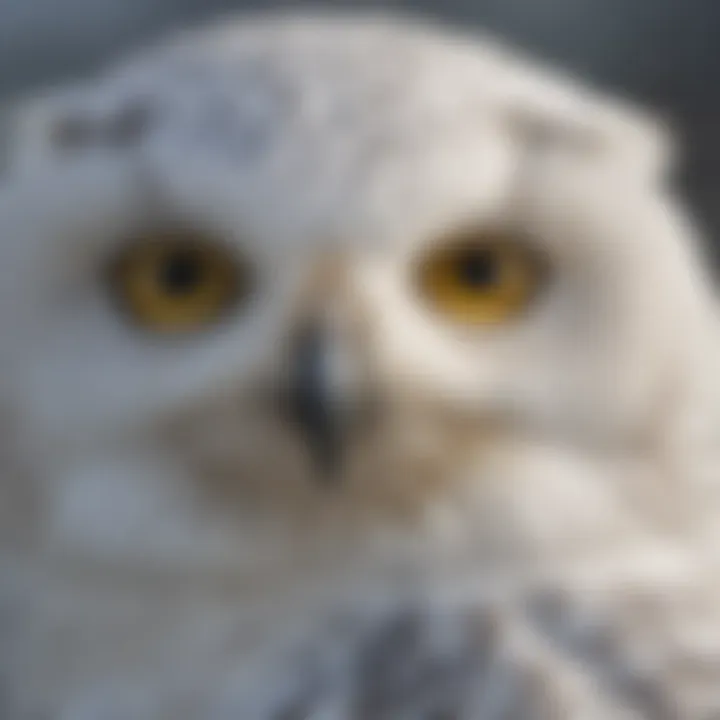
[0,12,717,581]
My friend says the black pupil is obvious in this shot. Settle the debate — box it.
[456,249,499,289]
[159,251,203,294]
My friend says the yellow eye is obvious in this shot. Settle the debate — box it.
[415,230,547,326]
[110,231,248,334]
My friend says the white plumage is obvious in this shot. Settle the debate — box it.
[0,11,719,719]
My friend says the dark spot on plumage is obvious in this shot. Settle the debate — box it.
[106,99,156,147]
[50,115,97,151]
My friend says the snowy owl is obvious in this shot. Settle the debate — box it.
[0,10,719,720]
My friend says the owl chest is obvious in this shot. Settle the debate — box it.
[0,550,398,719]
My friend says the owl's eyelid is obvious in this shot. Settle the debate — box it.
[102,222,254,270]
[411,224,547,267]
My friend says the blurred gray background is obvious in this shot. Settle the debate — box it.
[1,0,718,262]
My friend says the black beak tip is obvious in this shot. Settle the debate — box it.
[290,388,344,485]
[287,333,343,484]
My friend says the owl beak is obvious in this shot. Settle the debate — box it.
[287,322,353,483]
